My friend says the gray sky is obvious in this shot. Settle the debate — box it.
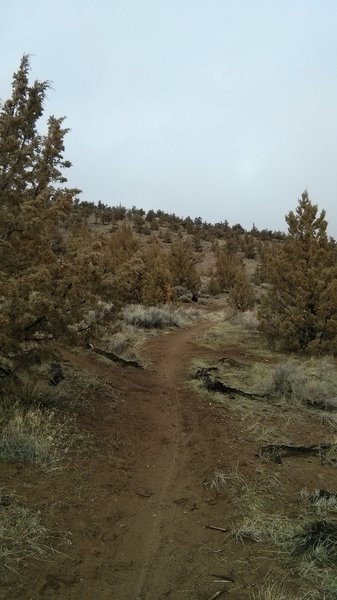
[1,1,337,234]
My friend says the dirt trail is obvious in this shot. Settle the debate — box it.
[3,307,337,600]
[2,312,255,599]
[66,316,231,600]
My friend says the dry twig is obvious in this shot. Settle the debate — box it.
[205,525,229,533]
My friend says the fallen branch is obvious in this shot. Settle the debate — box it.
[205,525,229,533]
[194,367,267,400]
[209,574,235,583]
[207,590,227,600]
[259,442,337,464]
[89,345,143,369]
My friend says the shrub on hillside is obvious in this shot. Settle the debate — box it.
[122,305,185,329]
[231,310,259,330]
[215,249,244,291]
[267,359,336,407]
[228,272,256,311]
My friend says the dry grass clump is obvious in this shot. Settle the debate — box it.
[122,304,186,329]
[224,469,337,598]
[0,402,76,470]
[245,418,291,445]
[200,318,271,359]
[0,489,63,573]
[249,579,318,600]
[48,363,116,409]
[231,309,260,330]
[267,358,337,409]
[107,327,140,356]
[236,513,337,570]
[203,470,227,493]
[300,489,337,517]
[205,467,281,513]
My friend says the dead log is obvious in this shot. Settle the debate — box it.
[194,367,267,400]
[259,443,337,464]
[89,345,143,369]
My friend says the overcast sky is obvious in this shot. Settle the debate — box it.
[1,1,337,234]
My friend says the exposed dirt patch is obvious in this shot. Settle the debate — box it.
[2,308,337,599]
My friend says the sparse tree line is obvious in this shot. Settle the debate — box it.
[1,57,337,385]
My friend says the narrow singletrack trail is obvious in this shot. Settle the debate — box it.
[64,316,231,600]
[2,312,252,600]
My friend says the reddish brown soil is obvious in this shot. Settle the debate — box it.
[2,309,337,599]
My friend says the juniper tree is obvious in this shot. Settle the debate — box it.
[168,238,200,294]
[0,56,93,371]
[259,191,337,353]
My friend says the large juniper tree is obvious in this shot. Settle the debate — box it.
[0,56,94,372]
[259,191,337,354]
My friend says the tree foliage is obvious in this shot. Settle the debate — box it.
[168,238,200,293]
[0,56,96,370]
[259,191,337,354]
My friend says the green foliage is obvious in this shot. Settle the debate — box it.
[259,192,337,354]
